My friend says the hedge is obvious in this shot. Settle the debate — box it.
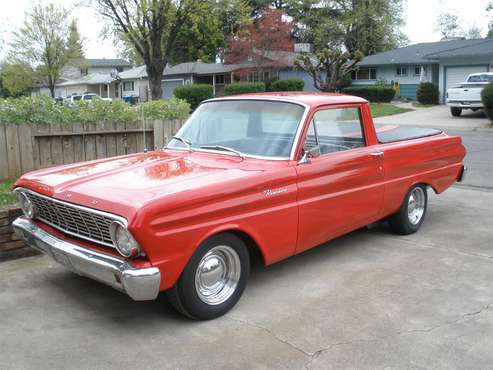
[173,84,214,110]
[0,96,190,124]
[224,82,266,96]
[481,82,493,121]
[342,86,395,103]
[416,82,439,105]
[269,78,305,91]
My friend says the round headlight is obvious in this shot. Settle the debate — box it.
[110,221,141,258]
[16,191,36,219]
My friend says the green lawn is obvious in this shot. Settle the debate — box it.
[0,179,16,207]
[370,103,413,118]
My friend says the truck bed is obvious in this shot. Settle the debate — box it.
[375,124,442,144]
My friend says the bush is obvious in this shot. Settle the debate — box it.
[173,84,213,110]
[481,82,493,121]
[342,85,395,103]
[0,96,190,124]
[416,82,439,105]
[224,82,266,96]
[269,78,305,92]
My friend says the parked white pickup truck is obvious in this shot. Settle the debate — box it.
[446,72,493,116]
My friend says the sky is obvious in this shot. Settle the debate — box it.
[0,0,491,60]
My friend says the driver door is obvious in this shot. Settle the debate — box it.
[295,105,385,253]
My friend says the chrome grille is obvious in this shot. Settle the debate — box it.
[22,190,122,248]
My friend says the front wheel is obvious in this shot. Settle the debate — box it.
[166,233,250,320]
[389,185,428,235]
[450,107,462,117]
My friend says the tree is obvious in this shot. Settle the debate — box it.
[225,7,294,73]
[0,63,33,97]
[435,12,462,39]
[465,25,482,39]
[290,0,407,55]
[115,0,251,65]
[94,0,199,100]
[169,1,225,63]
[295,49,363,92]
[488,2,493,38]
[9,4,70,97]
[66,20,85,59]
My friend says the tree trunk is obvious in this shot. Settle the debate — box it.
[48,75,55,98]
[146,60,166,100]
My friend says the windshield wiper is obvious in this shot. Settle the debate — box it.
[199,145,244,159]
[171,136,192,151]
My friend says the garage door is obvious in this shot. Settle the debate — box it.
[445,65,489,90]
[161,79,184,99]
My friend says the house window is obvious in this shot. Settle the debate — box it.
[123,81,134,91]
[396,66,408,77]
[215,74,225,84]
[351,68,376,80]
[414,65,427,76]
[248,71,260,82]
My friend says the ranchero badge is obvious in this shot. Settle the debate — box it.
[264,188,288,197]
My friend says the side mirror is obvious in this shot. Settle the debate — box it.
[298,145,321,165]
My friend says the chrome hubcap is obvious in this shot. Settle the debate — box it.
[407,187,426,225]
[195,245,241,305]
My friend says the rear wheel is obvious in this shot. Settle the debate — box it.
[389,185,428,235]
[450,107,462,117]
[166,233,250,320]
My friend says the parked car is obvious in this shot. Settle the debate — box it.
[446,72,493,116]
[64,93,110,105]
[12,93,466,320]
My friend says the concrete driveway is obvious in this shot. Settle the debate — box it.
[1,186,492,369]
[374,104,491,130]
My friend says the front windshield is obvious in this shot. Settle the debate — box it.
[167,100,305,158]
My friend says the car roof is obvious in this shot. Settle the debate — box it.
[208,92,368,108]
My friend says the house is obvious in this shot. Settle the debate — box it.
[354,38,493,102]
[119,49,321,100]
[32,59,133,98]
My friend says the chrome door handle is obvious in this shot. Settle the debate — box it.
[370,151,384,157]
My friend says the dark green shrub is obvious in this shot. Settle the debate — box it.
[416,82,439,105]
[481,82,493,121]
[269,78,305,91]
[173,84,213,110]
[342,85,395,102]
[224,82,266,96]
[337,73,352,90]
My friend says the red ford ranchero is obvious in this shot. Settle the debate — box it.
[13,93,466,320]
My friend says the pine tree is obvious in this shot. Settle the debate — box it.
[66,20,85,60]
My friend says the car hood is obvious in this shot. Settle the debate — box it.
[15,150,281,222]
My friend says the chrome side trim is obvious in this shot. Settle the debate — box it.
[14,187,127,248]
[166,97,311,161]
[13,217,161,301]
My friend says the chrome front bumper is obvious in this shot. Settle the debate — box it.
[13,217,161,301]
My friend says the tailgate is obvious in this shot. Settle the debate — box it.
[447,85,484,102]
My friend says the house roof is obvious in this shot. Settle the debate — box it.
[119,65,147,79]
[424,38,493,59]
[359,38,493,66]
[58,73,116,87]
[86,58,132,67]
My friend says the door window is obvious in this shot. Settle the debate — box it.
[304,107,365,155]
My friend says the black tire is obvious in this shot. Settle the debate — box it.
[389,184,428,235]
[450,107,462,117]
[166,233,250,320]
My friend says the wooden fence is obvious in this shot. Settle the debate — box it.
[0,119,185,181]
